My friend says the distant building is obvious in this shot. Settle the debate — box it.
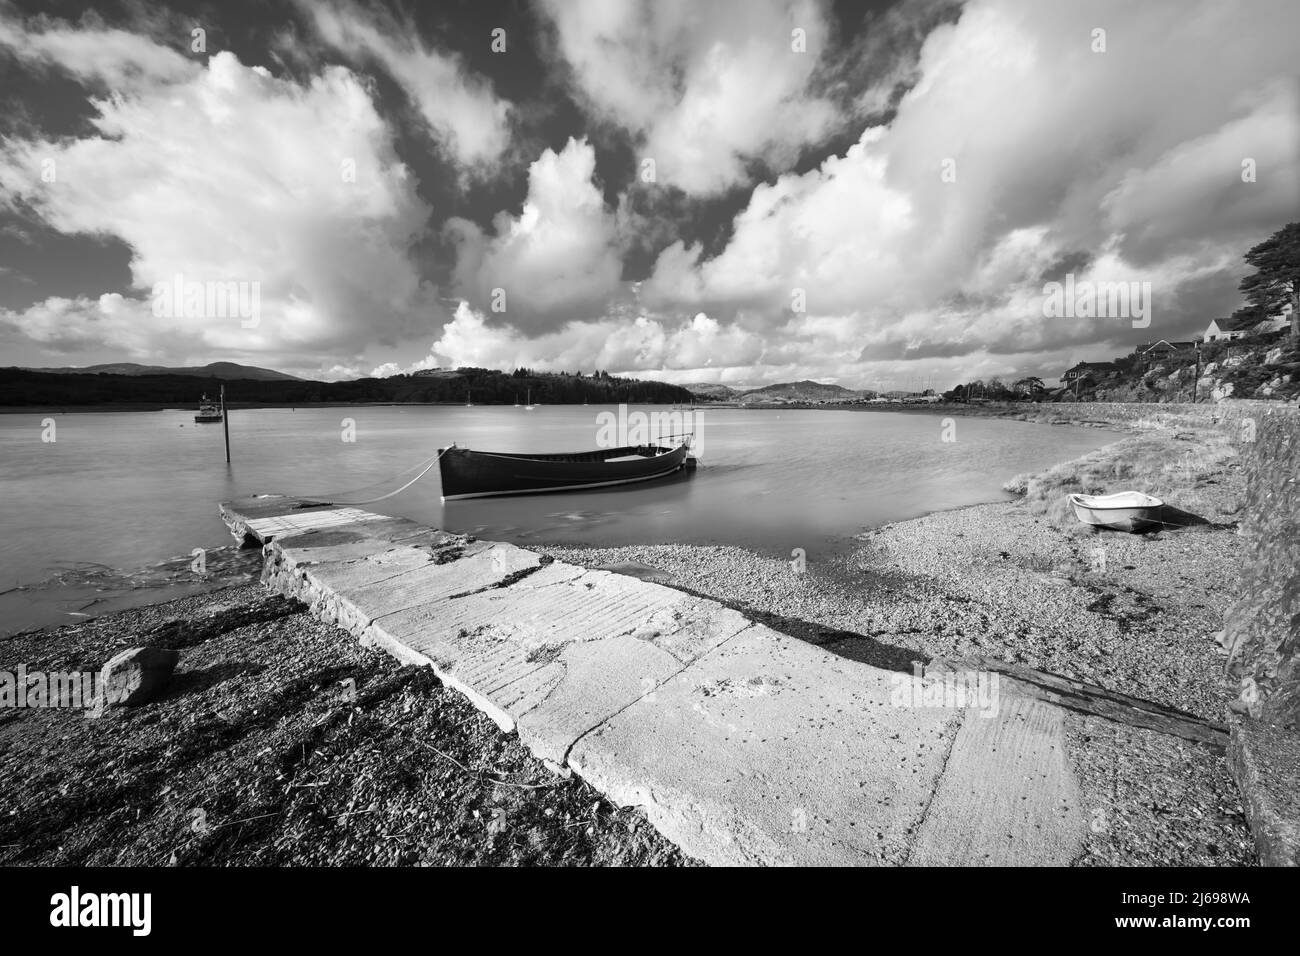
[1138,340,1196,358]
[1203,316,1253,342]
[1134,340,1197,369]
[1062,361,1120,384]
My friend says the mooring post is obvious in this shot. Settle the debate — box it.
[221,384,230,463]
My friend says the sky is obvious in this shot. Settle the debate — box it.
[0,0,1296,389]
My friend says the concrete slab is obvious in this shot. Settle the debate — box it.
[907,695,1087,866]
[219,495,370,545]
[222,496,1101,866]
[567,625,961,866]
[1227,711,1300,866]
[369,563,752,757]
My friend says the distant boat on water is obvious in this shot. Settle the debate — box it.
[525,388,536,411]
[194,395,222,423]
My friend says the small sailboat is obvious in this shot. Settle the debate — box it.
[194,394,222,423]
[438,441,691,500]
[525,388,536,411]
[465,385,472,408]
[1068,491,1164,532]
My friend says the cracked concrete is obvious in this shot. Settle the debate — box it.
[221,495,1091,866]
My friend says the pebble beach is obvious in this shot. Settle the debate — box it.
[1,409,1258,865]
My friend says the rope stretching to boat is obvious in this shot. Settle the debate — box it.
[294,446,453,505]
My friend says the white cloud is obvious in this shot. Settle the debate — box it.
[641,0,1300,382]
[0,15,197,89]
[446,138,623,328]
[296,0,511,170]
[0,17,439,373]
[539,0,838,195]
[413,300,764,378]
[4,0,1297,392]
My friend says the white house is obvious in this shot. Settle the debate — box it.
[1205,303,1295,342]
[1203,316,1252,342]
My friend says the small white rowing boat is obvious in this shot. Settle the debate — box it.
[1067,491,1164,532]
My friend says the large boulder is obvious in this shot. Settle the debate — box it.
[101,647,180,707]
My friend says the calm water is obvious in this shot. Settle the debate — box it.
[0,405,1118,633]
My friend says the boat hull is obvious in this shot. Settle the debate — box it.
[1068,492,1164,532]
[438,443,690,500]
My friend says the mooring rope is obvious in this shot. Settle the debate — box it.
[294,446,453,506]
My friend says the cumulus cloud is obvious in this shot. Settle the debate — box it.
[539,0,838,196]
[0,14,439,376]
[395,299,764,381]
[295,0,512,170]
[642,0,1300,383]
[445,138,623,329]
[4,0,1296,390]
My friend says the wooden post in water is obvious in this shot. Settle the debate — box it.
[221,384,230,463]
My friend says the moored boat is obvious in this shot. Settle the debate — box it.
[438,442,691,500]
[1067,491,1164,532]
[194,395,222,423]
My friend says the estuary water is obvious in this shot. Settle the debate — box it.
[0,404,1119,633]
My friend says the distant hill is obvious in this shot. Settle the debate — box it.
[737,380,863,404]
[685,382,740,401]
[24,361,302,382]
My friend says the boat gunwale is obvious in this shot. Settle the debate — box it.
[1067,491,1163,512]
[438,443,684,464]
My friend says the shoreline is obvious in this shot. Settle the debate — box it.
[1,406,1258,864]
[2,396,1292,415]
[535,415,1253,864]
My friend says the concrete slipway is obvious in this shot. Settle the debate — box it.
[221,495,1091,866]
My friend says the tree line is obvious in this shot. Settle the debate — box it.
[0,367,695,407]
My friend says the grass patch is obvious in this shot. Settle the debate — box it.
[1003,427,1239,533]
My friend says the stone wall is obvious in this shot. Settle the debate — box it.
[1224,409,1300,729]
[1034,400,1277,429]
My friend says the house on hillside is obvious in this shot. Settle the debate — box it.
[1061,361,1120,385]
[1203,316,1254,342]
[1134,340,1196,369]
[1204,305,1296,341]
[1138,340,1196,359]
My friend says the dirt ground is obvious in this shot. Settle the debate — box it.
[0,586,692,866]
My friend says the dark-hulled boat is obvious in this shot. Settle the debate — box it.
[437,442,691,500]
[194,394,223,423]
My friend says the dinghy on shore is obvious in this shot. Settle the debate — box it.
[437,442,692,500]
[1067,491,1164,532]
